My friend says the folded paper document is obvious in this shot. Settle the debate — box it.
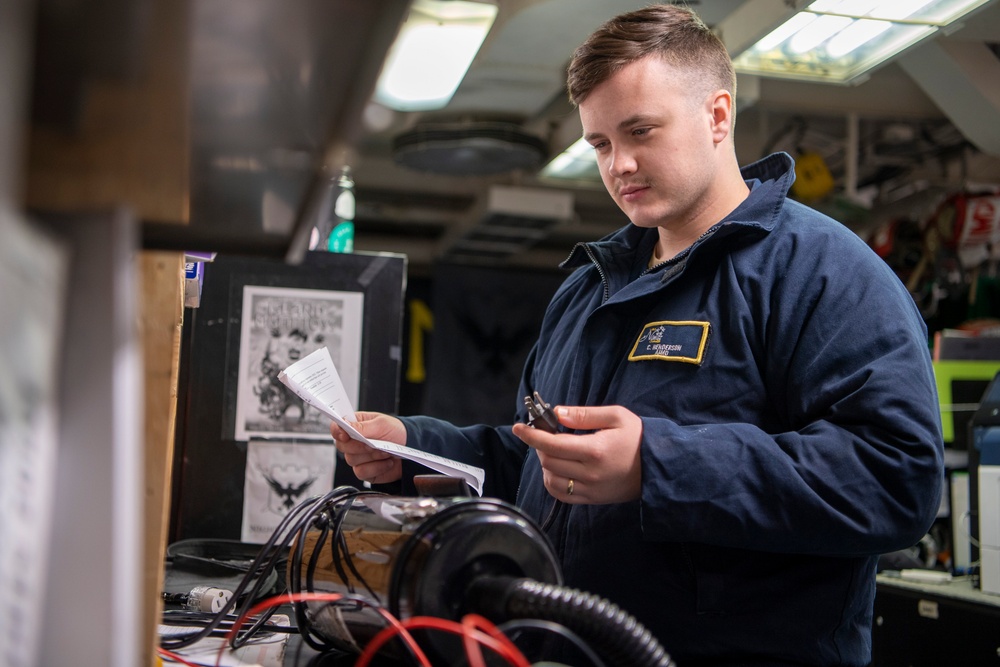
[278,347,485,495]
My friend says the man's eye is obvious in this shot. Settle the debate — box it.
[633,127,649,136]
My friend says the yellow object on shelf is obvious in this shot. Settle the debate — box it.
[792,151,835,202]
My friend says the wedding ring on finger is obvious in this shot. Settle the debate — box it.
[567,478,575,496]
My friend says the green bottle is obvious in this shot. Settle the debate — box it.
[328,166,355,253]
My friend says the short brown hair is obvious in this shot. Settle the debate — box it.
[567,4,736,106]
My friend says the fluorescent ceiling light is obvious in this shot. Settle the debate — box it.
[538,137,600,184]
[731,0,995,84]
[374,0,498,111]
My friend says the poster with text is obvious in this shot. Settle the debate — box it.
[242,440,336,544]
[234,285,363,441]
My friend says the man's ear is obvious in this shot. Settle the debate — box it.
[708,89,734,144]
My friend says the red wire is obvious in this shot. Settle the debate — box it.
[354,615,531,667]
[213,591,431,667]
[203,590,531,667]
[157,646,206,667]
[461,614,487,667]
[462,614,531,667]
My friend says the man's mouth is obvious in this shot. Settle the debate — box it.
[619,184,649,200]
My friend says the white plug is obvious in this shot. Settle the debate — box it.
[185,585,234,613]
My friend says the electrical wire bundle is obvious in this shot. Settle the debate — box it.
[159,486,371,663]
[158,485,675,667]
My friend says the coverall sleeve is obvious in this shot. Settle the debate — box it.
[639,246,945,557]
[397,416,529,504]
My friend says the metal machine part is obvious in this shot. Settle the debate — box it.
[289,490,674,666]
[289,495,561,655]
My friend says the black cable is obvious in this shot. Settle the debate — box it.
[293,493,354,649]
[161,610,297,633]
[288,489,365,651]
[330,494,381,600]
[230,490,340,649]
[159,654,214,667]
[325,497,354,591]
[287,499,314,645]
[498,618,608,667]
[287,490,429,665]
[160,487,359,651]
[306,518,333,592]
[338,528,380,599]
[230,603,282,649]
[284,487,399,653]
[163,618,299,637]
[311,594,427,667]
[467,575,674,667]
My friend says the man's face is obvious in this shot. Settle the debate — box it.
[578,55,727,232]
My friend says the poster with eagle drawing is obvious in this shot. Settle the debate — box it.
[234,285,363,441]
[242,440,336,543]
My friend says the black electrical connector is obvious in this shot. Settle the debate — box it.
[525,391,559,433]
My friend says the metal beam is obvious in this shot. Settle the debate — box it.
[897,39,1000,156]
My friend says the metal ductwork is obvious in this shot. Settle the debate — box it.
[392,121,547,176]
[442,184,574,262]
[899,39,1000,157]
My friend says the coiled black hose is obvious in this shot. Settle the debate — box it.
[467,575,674,667]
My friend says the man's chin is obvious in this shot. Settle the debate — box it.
[626,215,664,230]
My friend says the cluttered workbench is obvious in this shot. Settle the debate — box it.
[158,487,675,667]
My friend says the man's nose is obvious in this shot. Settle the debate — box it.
[608,148,637,178]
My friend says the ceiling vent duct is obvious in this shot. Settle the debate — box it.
[392,122,547,175]
[443,185,574,262]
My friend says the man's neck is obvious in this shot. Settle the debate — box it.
[650,178,750,264]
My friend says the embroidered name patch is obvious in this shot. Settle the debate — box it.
[629,320,710,364]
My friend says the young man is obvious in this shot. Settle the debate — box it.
[332,5,944,665]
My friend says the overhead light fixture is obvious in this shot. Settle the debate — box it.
[374,0,498,112]
[730,0,996,84]
[538,137,600,184]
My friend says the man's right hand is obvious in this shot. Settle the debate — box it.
[330,411,406,484]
